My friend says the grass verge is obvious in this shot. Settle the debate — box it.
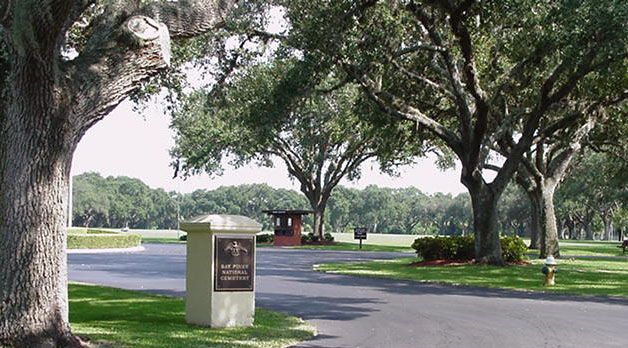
[527,241,627,257]
[315,257,628,297]
[287,242,413,253]
[143,239,413,252]
[69,283,315,348]
[67,233,141,249]
[141,237,186,244]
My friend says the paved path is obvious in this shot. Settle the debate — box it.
[69,243,628,348]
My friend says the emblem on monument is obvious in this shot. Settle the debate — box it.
[225,241,248,256]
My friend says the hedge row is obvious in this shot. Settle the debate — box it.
[411,235,527,263]
[67,233,141,249]
[256,233,274,243]
[67,228,117,234]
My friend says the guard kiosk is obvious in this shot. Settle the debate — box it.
[180,214,261,328]
[262,210,312,246]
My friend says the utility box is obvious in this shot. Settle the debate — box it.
[180,214,261,328]
[262,210,312,246]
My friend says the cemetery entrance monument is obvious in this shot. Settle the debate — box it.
[181,214,261,327]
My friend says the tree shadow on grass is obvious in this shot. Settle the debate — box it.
[69,284,314,348]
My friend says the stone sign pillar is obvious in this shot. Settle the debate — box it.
[181,214,261,327]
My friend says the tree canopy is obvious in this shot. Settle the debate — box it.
[171,58,428,236]
[258,0,628,264]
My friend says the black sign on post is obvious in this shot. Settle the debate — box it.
[354,227,368,239]
[354,227,367,249]
[215,236,255,292]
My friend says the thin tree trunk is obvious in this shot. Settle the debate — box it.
[527,190,541,249]
[584,218,594,240]
[602,216,613,241]
[531,182,560,258]
[566,217,576,239]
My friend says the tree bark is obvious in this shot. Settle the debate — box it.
[584,215,594,240]
[529,182,560,258]
[312,206,326,238]
[0,53,82,347]
[526,189,541,250]
[466,181,504,266]
[0,1,236,346]
[305,191,329,239]
[601,215,614,241]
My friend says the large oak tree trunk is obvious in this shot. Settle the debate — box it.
[312,206,326,238]
[0,1,235,346]
[307,193,329,239]
[467,182,504,266]
[0,59,81,347]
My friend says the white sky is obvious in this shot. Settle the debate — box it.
[71,99,467,196]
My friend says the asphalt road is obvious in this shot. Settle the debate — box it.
[68,243,628,348]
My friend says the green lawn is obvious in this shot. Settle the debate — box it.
[527,241,627,257]
[286,242,413,253]
[141,237,186,244]
[69,283,315,348]
[315,257,628,297]
[143,238,413,252]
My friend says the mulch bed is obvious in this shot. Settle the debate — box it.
[408,259,532,267]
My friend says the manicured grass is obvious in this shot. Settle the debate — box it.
[331,232,419,247]
[68,228,118,234]
[288,242,413,253]
[67,233,141,249]
[142,238,413,252]
[69,283,315,348]
[527,241,627,257]
[315,257,628,297]
[141,237,186,244]
[558,239,619,244]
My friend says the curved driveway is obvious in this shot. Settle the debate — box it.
[68,243,628,348]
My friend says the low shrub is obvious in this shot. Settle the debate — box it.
[411,235,474,261]
[500,235,528,262]
[411,235,528,262]
[179,235,187,241]
[301,232,320,243]
[256,233,274,243]
[324,233,334,242]
[67,233,141,249]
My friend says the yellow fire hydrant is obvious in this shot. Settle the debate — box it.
[541,255,557,286]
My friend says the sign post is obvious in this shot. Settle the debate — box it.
[181,214,261,328]
[354,227,368,249]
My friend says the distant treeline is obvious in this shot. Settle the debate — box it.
[71,172,531,236]
[73,158,628,240]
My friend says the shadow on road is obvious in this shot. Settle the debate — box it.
[256,292,382,321]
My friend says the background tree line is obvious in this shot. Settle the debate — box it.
[73,150,628,241]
